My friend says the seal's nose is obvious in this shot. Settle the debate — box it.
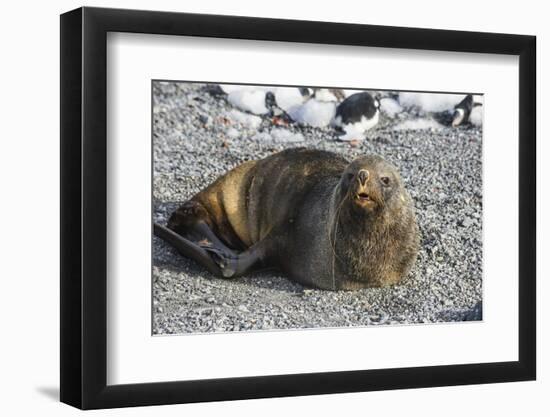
[357,169,369,185]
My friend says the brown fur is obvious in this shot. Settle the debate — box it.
[166,148,419,290]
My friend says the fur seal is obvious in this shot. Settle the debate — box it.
[155,148,419,290]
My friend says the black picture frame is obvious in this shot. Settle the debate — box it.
[60,6,536,410]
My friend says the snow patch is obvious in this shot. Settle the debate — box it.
[226,109,262,129]
[399,93,464,112]
[251,132,272,142]
[270,129,305,143]
[470,95,483,126]
[393,118,444,131]
[226,127,240,138]
[469,106,483,127]
[251,129,304,143]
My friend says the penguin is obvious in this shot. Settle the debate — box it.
[265,91,279,115]
[332,92,380,140]
[451,94,483,127]
[451,94,473,127]
[312,88,345,102]
[266,87,314,119]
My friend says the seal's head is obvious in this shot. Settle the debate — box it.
[333,154,419,288]
[338,155,403,214]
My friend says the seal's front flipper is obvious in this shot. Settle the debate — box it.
[154,223,224,277]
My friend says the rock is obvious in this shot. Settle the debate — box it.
[199,114,210,124]
[460,217,475,227]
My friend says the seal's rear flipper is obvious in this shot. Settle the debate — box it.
[154,223,224,277]
[208,244,266,278]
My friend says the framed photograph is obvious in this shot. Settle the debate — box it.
[60,6,536,409]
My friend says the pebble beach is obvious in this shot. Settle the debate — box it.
[152,81,483,334]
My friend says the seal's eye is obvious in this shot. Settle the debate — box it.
[380,176,391,186]
[346,172,355,181]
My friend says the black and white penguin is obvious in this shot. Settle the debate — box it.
[312,88,345,102]
[333,91,380,140]
[451,94,483,127]
[266,87,314,118]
